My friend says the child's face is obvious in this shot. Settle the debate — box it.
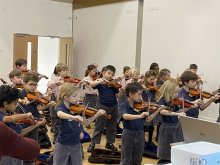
[24,80,38,93]
[59,70,69,78]
[132,72,140,81]
[190,69,198,73]
[153,66,159,75]
[47,88,53,95]
[146,76,156,85]
[102,70,114,80]
[10,76,22,85]
[17,64,27,71]
[89,68,97,77]
[66,91,80,104]
[162,73,171,81]
[185,80,197,89]
[5,100,18,112]
[124,70,130,78]
[130,90,143,102]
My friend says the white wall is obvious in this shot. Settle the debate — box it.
[0,0,72,81]
[141,0,220,120]
[73,0,138,77]
[38,36,60,93]
[73,0,220,121]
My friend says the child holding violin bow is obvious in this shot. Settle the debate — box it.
[156,80,192,164]
[178,71,220,118]
[142,70,160,146]
[53,82,106,165]
[0,85,45,165]
[119,82,165,165]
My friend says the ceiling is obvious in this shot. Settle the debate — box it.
[51,0,130,9]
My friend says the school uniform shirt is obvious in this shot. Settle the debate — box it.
[178,87,200,118]
[156,80,164,88]
[83,76,98,95]
[0,112,22,134]
[157,98,179,123]
[94,84,119,107]
[120,101,146,131]
[17,89,41,128]
[142,89,156,102]
[56,103,83,145]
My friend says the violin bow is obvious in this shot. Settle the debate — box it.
[17,103,36,123]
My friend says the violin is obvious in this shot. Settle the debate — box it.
[26,92,49,105]
[22,70,48,79]
[107,79,122,89]
[15,117,43,125]
[171,98,194,108]
[133,102,160,111]
[64,76,81,84]
[146,85,159,93]
[189,89,213,99]
[0,78,7,84]
[70,104,112,119]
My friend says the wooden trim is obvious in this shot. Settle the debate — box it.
[73,0,130,9]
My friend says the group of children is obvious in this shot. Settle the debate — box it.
[1,59,220,165]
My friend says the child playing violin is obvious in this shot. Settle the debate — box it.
[156,68,171,87]
[53,82,105,165]
[87,65,120,152]
[178,71,219,118]
[15,58,28,75]
[0,85,45,165]
[120,82,164,165]
[156,80,186,164]
[82,64,99,108]
[8,70,23,88]
[142,70,160,146]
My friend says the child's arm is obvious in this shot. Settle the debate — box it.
[20,119,46,136]
[82,109,106,127]
[123,112,148,120]
[160,110,186,117]
[148,106,165,122]
[90,78,106,87]
[2,113,33,123]
[200,94,220,110]
[57,111,83,123]
[37,101,56,111]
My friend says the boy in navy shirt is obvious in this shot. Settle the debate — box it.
[120,82,163,165]
[88,65,119,152]
[178,71,218,118]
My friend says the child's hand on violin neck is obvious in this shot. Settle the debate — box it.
[191,99,202,106]
[178,112,186,117]
[72,115,83,123]
[95,109,106,117]
[139,112,149,118]
[36,118,47,126]
[211,93,220,101]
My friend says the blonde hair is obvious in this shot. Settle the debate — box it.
[58,83,78,102]
[128,67,139,77]
[56,63,69,73]
[156,80,178,103]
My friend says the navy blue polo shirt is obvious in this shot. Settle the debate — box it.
[0,111,22,134]
[56,103,83,145]
[120,101,145,131]
[17,89,41,128]
[142,89,156,102]
[157,98,179,124]
[178,87,200,118]
[156,80,164,88]
[94,84,119,107]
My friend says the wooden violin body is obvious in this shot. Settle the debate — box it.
[64,76,81,84]
[26,92,49,105]
[146,85,159,93]
[171,98,194,108]
[189,89,212,99]
[70,104,111,119]
[107,80,122,89]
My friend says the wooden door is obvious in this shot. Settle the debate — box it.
[13,33,38,70]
